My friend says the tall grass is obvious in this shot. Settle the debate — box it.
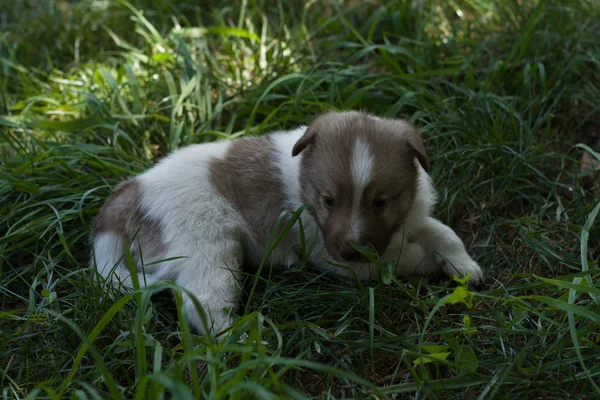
[1,0,599,398]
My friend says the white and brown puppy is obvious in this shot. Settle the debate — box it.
[91,111,483,334]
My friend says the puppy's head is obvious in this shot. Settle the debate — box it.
[292,111,429,263]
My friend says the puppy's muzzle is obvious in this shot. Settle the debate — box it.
[339,245,364,262]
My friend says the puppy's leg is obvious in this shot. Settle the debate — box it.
[174,238,243,336]
[412,217,483,284]
[92,232,171,290]
[384,238,440,277]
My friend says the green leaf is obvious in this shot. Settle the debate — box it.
[494,311,506,328]
[462,315,471,327]
[421,344,450,354]
[444,286,474,308]
[171,27,261,42]
[413,352,452,365]
[380,261,393,285]
[455,345,479,374]
[353,244,379,261]
[152,53,174,63]
[453,273,471,286]
[510,308,528,327]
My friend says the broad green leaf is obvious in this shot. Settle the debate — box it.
[444,286,474,308]
[413,352,452,365]
[455,345,479,374]
[421,344,450,354]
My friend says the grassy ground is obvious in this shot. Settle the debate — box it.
[1,0,600,398]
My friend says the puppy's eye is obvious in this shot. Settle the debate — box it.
[373,198,387,210]
[323,197,335,208]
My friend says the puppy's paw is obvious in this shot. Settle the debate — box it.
[438,252,484,286]
[390,241,432,276]
[404,241,426,259]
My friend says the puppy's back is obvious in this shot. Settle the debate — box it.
[91,129,309,279]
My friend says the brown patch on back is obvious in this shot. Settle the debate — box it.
[294,111,425,260]
[209,136,295,256]
[94,180,165,261]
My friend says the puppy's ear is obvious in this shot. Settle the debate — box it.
[406,129,430,172]
[292,126,317,157]
[389,119,430,172]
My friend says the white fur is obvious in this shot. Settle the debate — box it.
[266,127,318,267]
[138,141,246,332]
[92,233,174,288]
[92,128,483,335]
[271,127,306,211]
[349,139,374,240]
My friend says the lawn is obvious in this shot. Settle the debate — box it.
[1,0,599,398]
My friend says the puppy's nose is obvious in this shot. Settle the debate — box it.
[339,247,362,262]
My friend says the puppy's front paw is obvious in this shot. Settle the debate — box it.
[438,252,484,285]
[404,241,426,259]
[389,241,433,276]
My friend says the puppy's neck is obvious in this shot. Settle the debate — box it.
[270,127,308,211]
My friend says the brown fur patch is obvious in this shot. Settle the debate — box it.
[94,180,165,261]
[294,111,424,260]
[209,136,295,259]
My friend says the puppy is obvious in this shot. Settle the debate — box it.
[91,111,483,334]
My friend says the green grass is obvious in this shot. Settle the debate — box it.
[1,0,600,398]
